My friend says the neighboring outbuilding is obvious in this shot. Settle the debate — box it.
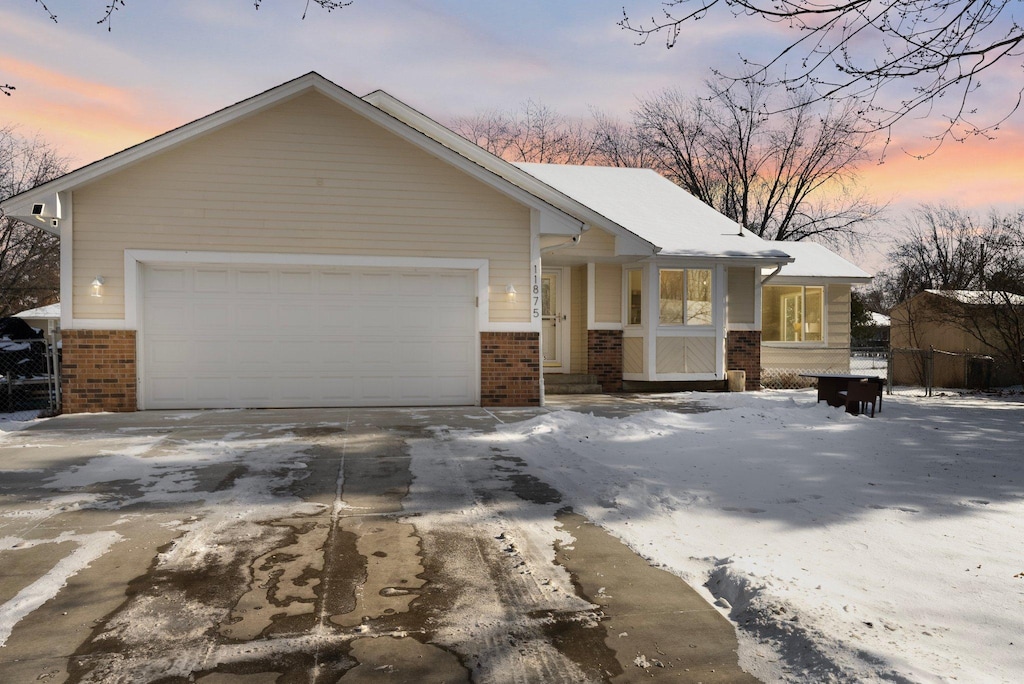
[13,303,61,340]
[1,73,872,412]
[890,289,1024,388]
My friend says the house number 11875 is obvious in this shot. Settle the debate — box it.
[532,264,540,318]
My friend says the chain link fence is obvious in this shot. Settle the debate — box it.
[0,338,60,414]
[888,347,997,397]
[762,345,1006,396]
[761,348,860,389]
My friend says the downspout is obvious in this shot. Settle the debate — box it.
[761,263,785,285]
[541,233,583,254]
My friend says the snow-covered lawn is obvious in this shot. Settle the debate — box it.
[477,390,1023,682]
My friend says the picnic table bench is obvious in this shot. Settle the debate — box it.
[799,373,884,415]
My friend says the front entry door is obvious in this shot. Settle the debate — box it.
[541,268,567,370]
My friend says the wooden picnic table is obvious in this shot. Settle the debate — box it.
[799,373,885,412]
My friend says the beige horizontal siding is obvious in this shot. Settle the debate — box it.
[594,263,621,323]
[571,265,587,373]
[577,227,617,258]
[762,347,851,372]
[71,91,531,323]
[827,285,851,347]
[727,267,756,325]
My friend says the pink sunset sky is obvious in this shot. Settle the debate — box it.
[2,1,1022,272]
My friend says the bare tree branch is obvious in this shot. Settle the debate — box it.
[633,78,884,244]
[622,1,1024,146]
[0,127,68,317]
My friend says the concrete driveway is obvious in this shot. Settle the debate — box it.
[0,403,755,683]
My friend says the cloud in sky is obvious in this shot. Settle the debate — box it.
[0,0,1020,225]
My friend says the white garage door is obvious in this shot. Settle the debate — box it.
[141,264,477,409]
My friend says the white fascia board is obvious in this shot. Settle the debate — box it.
[538,210,583,237]
[615,233,659,257]
[655,254,795,268]
[767,275,872,286]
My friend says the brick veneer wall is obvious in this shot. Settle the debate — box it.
[588,329,623,392]
[480,332,540,407]
[61,330,137,413]
[727,330,761,391]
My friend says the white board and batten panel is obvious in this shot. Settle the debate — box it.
[141,263,477,409]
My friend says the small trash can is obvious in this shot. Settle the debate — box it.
[727,370,746,392]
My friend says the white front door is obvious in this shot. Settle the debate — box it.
[541,268,569,371]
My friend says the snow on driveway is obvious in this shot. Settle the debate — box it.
[466,390,1024,683]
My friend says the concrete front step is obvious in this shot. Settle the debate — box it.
[544,374,603,394]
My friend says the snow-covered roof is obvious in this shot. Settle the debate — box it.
[869,311,890,327]
[13,303,60,319]
[762,241,872,282]
[512,163,793,262]
[924,289,1024,306]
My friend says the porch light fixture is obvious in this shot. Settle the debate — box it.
[91,276,104,298]
[505,283,517,303]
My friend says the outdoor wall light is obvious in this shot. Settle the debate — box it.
[505,283,517,303]
[91,276,104,297]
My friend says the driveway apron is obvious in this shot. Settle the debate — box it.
[0,405,756,683]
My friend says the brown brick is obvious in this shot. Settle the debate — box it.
[480,332,540,407]
[587,329,623,392]
[727,330,762,391]
[61,330,137,414]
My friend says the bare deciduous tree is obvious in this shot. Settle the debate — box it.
[621,0,1024,145]
[450,101,599,165]
[879,204,1024,383]
[0,127,68,317]
[31,0,352,29]
[634,79,882,244]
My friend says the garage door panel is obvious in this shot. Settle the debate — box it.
[433,340,475,366]
[145,303,189,332]
[193,302,232,329]
[434,306,475,330]
[195,377,231,402]
[194,269,230,292]
[146,267,188,292]
[319,272,354,294]
[142,264,478,409]
[149,376,188,403]
[237,270,272,293]
[279,271,313,294]
[278,304,314,329]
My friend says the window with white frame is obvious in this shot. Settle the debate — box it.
[763,285,824,342]
[659,268,713,326]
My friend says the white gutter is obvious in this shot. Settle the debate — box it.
[761,263,785,285]
[541,234,583,254]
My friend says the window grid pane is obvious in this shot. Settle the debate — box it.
[659,270,684,325]
[628,270,643,325]
[686,269,712,325]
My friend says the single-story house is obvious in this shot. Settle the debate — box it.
[0,73,871,412]
[13,303,61,340]
[890,289,1023,388]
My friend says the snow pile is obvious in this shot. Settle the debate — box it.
[488,390,1023,682]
